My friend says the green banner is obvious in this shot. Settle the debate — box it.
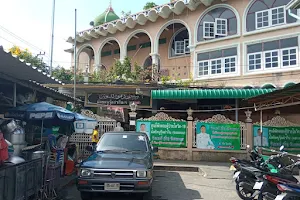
[253,125,300,148]
[136,120,187,148]
[196,122,241,150]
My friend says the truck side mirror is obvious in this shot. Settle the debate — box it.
[86,145,94,152]
[152,146,158,153]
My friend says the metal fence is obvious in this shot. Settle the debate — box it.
[70,120,117,159]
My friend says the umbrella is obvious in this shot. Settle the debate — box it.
[5,102,77,144]
[5,102,75,122]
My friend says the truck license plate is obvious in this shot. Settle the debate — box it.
[104,183,120,191]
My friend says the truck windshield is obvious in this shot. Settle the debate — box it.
[96,134,148,152]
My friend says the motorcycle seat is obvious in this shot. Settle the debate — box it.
[242,166,262,173]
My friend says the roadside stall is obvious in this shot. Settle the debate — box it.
[0,102,87,200]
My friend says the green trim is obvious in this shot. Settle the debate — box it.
[114,49,120,54]
[127,45,136,51]
[140,42,151,48]
[151,89,276,100]
[262,84,276,89]
[159,38,167,45]
[101,50,112,57]
[284,82,296,88]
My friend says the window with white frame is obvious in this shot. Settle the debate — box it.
[246,0,297,32]
[171,28,190,57]
[255,6,285,29]
[203,19,227,39]
[197,47,237,78]
[197,7,237,42]
[215,18,227,36]
[246,37,299,72]
[175,41,185,55]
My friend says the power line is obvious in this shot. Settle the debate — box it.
[0,25,63,67]
[0,33,62,67]
[0,25,46,53]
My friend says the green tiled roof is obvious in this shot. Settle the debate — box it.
[151,89,275,100]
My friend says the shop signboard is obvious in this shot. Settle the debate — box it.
[86,93,151,108]
[253,125,300,148]
[136,120,187,148]
[195,122,241,150]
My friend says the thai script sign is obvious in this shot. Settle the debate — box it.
[136,120,187,148]
[86,93,151,107]
[253,125,300,148]
[196,122,241,150]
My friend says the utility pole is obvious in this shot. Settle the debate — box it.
[73,9,77,103]
[49,0,56,76]
[36,51,46,72]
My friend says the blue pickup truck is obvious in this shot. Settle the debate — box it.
[76,132,158,200]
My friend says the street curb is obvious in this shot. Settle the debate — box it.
[153,165,206,176]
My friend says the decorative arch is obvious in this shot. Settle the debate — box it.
[195,4,240,43]
[76,44,96,64]
[97,37,121,66]
[283,82,296,88]
[154,19,192,54]
[168,27,190,58]
[143,56,160,70]
[261,83,276,89]
[123,29,154,57]
[243,0,297,33]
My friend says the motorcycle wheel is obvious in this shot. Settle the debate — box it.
[236,181,255,200]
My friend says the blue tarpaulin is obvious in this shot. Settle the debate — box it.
[74,113,96,121]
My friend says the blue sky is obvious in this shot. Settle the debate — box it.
[0,0,167,69]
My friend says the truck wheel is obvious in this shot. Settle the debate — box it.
[142,188,152,200]
[81,192,92,200]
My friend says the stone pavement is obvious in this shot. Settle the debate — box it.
[58,160,239,200]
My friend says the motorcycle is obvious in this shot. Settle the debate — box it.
[252,160,300,200]
[275,183,300,200]
[234,146,296,200]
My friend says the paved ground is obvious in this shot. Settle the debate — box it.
[58,161,240,200]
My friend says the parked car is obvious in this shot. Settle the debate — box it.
[76,131,158,200]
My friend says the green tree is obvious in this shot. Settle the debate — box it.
[52,66,73,81]
[9,45,48,73]
[143,2,158,10]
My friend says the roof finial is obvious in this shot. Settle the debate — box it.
[108,0,113,11]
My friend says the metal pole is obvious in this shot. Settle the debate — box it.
[49,0,56,76]
[260,110,263,148]
[235,98,239,122]
[13,83,16,107]
[73,9,77,103]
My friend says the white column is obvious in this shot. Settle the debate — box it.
[188,45,196,79]
[150,53,160,81]
[120,45,126,63]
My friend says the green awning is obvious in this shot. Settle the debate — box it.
[151,89,275,100]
